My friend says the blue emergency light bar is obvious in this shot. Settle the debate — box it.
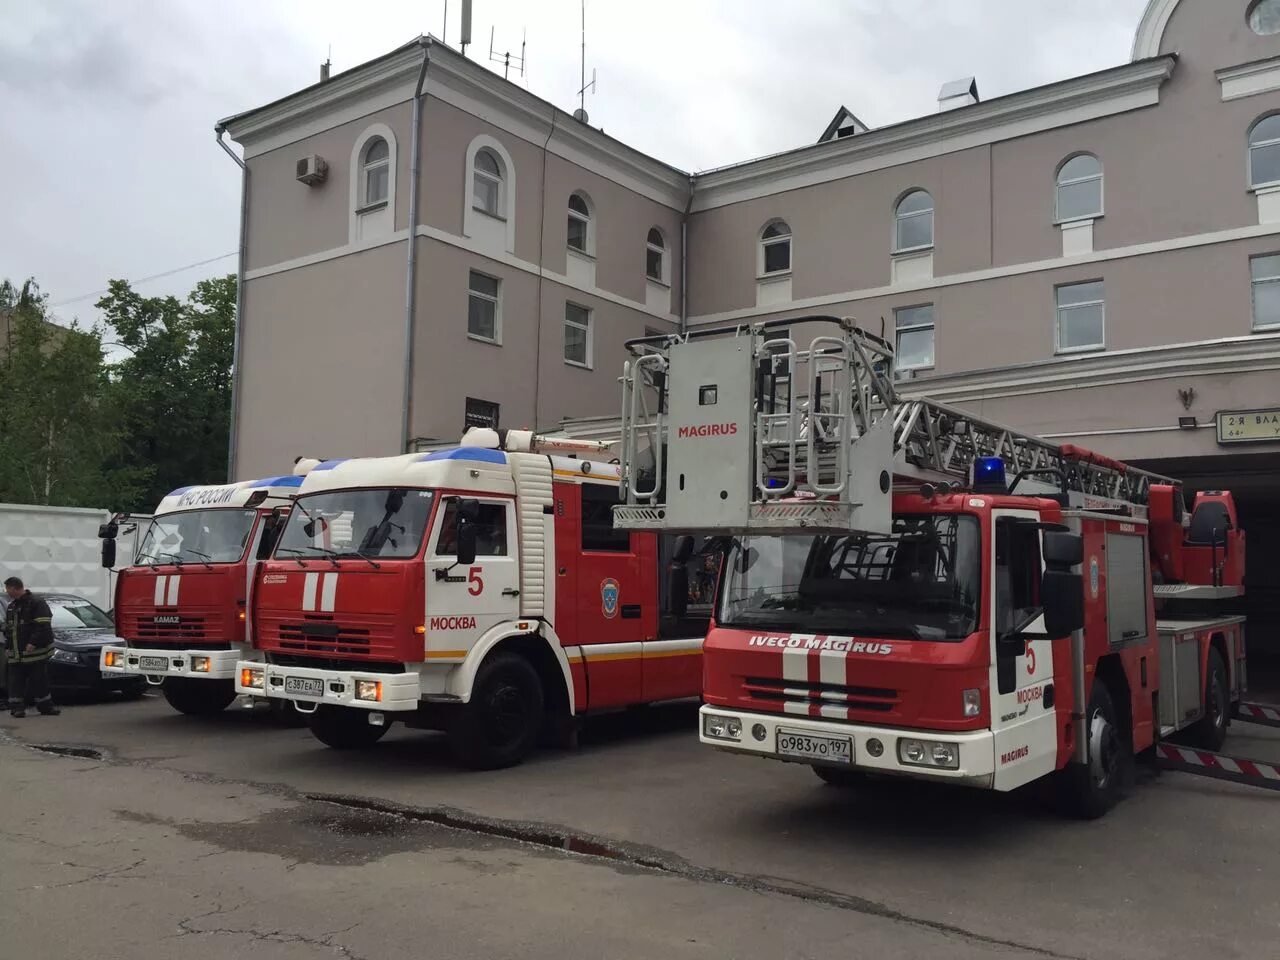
[971,456,1008,494]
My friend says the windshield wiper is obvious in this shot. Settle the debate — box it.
[276,546,340,569]
[336,550,381,570]
[275,547,315,568]
[179,549,214,570]
[157,551,185,568]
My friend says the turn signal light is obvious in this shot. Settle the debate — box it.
[414,624,426,635]
[238,611,246,622]
[103,651,117,668]
[241,667,265,690]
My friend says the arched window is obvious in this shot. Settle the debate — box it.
[646,228,666,282]
[1249,0,1280,36]
[568,193,592,253]
[1249,115,1280,189]
[894,190,933,252]
[760,220,791,275]
[473,148,503,217]
[362,137,390,206]
[1055,154,1103,222]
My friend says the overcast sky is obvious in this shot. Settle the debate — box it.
[0,0,1149,328]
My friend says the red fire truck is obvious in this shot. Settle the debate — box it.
[614,317,1248,817]
[98,472,304,714]
[236,430,709,768]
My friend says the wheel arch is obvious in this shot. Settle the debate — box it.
[1093,653,1132,747]
[446,623,574,716]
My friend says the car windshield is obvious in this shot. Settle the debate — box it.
[276,488,434,560]
[49,598,113,630]
[718,514,982,641]
[136,509,257,565]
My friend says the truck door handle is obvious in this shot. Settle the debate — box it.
[502,588,521,597]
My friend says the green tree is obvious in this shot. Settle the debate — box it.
[97,275,235,509]
[0,279,138,507]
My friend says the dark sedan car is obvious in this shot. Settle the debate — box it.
[1,593,147,700]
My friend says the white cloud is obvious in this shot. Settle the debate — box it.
[0,0,1149,323]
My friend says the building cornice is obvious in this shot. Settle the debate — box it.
[1216,55,1280,102]
[1132,0,1180,61]
[691,56,1176,211]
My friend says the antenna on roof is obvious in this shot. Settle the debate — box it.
[488,24,526,80]
[574,0,596,124]
[459,0,473,55]
[319,44,331,83]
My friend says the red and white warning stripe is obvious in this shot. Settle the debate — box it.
[1155,743,1280,792]
[1237,701,1280,727]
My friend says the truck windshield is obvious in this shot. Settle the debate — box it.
[136,509,257,565]
[276,488,433,560]
[718,514,982,641]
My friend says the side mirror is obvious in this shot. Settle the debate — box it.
[672,535,695,565]
[1042,570,1084,637]
[668,565,689,618]
[101,538,117,570]
[456,498,479,566]
[98,521,118,540]
[1043,531,1083,567]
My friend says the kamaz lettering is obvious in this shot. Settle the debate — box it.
[747,635,893,655]
[430,616,478,631]
[676,423,739,439]
[178,486,238,507]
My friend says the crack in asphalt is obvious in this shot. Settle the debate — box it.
[6,730,1082,960]
[174,902,368,960]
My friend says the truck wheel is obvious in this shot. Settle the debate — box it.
[449,652,544,770]
[813,765,864,788]
[161,678,237,716]
[1055,680,1126,819]
[1184,648,1229,752]
[308,705,391,749]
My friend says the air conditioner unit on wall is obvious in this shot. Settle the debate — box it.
[296,155,328,186]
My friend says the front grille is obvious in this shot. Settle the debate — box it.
[267,653,407,674]
[135,617,207,642]
[117,607,228,646]
[743,676,900,713]
[129,639,232,651]
[258,611,399,660]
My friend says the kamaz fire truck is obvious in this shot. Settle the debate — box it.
[98,471,305,714]
[614,317,1249,817]
[235,430,707,768]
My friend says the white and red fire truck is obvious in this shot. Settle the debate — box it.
[98,471,305,714]
[615,316,1249,817]
[235,430,708,768]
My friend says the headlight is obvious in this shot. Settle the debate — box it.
[703,713,742,741]
[240,667,265,690]
[963,688,981,718]
[51,649,81,665]
[356,680,382,702]
[897,737,960,770]
[192,656,212,673]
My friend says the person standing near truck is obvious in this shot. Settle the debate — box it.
[3,577,61,718]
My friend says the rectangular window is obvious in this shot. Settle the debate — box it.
[467,271,500,342]
[365,166,389,206]
[580,483,630,552]
[567,214,588,252]
[646,247,663,281]
[1251,254,1280,330]
[1105,532,1148,647]
[464,397,499,431]
[564,302,592,367]
[894,304,935,372]
[762,238,791,274]
[1055,280,1105,353]
[435,499,508,557]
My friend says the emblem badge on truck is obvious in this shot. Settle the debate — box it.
[601,578,620,619]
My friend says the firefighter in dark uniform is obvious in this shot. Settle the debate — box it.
[4,577,61,718]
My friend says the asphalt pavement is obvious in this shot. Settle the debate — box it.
[2,692,1278,959]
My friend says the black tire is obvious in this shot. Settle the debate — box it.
[1055,680,1127,819]
[308,705,391,749]
[161,678,237,716]
[1184,648,1230,752]
[448,652,544,770]
[813,765,864,788]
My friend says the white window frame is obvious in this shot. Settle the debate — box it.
[646,227,669,284]
[472,149,504,219]
[1250,253,1280,331]
[467,270,502,345]
[758,220,792,278]
[567,192,595,257]
[893,303,935,374]
[1248,114,1280,190]
[360,138,390,209]
[1054,280,1106,355]
[893,190,934,254]
[463,135,517,254]
[1054,154,1104,224]
[564,301,593,369]
[348,123,397,243]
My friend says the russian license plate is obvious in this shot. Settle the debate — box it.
[139,655,169,672]
[777,729,853,764]
[285,676,324,697]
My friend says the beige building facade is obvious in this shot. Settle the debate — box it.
[220,0,1280,643]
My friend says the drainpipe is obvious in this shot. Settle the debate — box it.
[401,39,432,453]
[215,126,248,481]
[680,176,695,334]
